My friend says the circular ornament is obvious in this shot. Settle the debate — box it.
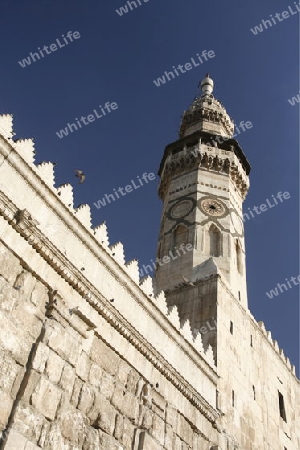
[170,199,194,219]
[200,198,226,217]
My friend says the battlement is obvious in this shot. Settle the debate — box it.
[0,113,216,373]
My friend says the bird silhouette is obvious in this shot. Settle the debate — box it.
[75,170,85,183]
[182,275,195,286]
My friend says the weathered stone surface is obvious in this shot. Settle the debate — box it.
[113,414,124,441]
[59,410,86,447]
[0,392,13,426]
[138,431,162,450]
[111,385,139,422]
[90,394,116,434]
[88,363,102,387]
[0,351,22,393]
[151,413,165,445]
[59,362,76,399]
[0,311,32,365]
[70,377,83,407]
[99,430,123,450]
[176,413,193,447]
[77,384,95,415]
[32,342,50,374]
[122,417,134,449]
[83,427,100,450]
[90,338,120,376]
[31,378,62,421]
[47,324,81,367]
[99,371,115,400]
[4,429,28,450]
[13,405,44,442]
[44,350,64,384]
[76,351,90,381]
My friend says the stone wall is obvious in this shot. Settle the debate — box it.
[0,116,220,449]
[0,240,219,450]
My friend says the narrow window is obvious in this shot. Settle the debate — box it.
[230,321,233,334]
[250,335,253,347]
[238,291,241,301]
[174,224,189,248]
[216,390,219,409]
[278,391,287,422]
[209,224,221,257]
[236,240,243,274]
[232,390,235,407]
[253,385,256,400]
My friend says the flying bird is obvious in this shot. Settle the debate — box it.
[75,170,85,184]
[182,275,195,286]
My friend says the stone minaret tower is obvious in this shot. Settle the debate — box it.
[154,75,251,353]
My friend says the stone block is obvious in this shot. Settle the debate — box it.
[122,418,135,449]
[83,427,101,450]
[99,371,115,400]
[32,343,50,374]
[89,363,102,386]
[99,430,123,450]
[31,378,62,421]
[59,409,86,447]
[0,246,22,283]
[25,442,42,450]
[70,377,83,407]
[166,405,178,427]
[0,311,32,365]
[77,384,95,415]
[90,394,116,434]
[0,390,14,427]
[4,429,28,450]
[126,369,140,394]
[151,413,165,445]
[0,351,22,394]
[47,324,81,367]
[141,407,153,430]
[90,337,119,376]
[30,282,48,313]
[111,385,139,423]
[11,301,44,340]
[13,405,44,442]
[76,351,90,381]
[164,424,174,449]
[176,414,193,447]
[59,362,76,399]
[113,414,124,441]
[138,431,162,450]
[45,350,65,384]
[117,360,131,384]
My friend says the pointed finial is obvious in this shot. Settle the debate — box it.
[200,74,214,97]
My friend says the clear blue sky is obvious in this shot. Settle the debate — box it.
[0,0,299,373]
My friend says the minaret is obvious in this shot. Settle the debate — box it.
[154,75,251,349]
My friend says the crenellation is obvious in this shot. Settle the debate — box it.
[36,161,56,189]
[139,275,154,297]
[124,259,139,283]
[74,203,92,229]
[167,305,181,330]
[109,242,125,265]
[14,138,36,165]
[56,184,74,209]
[0,115,14,139]
[93,221,110,247]
[180,319,194,344]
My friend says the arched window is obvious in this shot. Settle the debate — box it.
[236,240,243,274]
[174,224,189,248]
[209,224,221,257]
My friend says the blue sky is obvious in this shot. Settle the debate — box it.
[0,0,298,372]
